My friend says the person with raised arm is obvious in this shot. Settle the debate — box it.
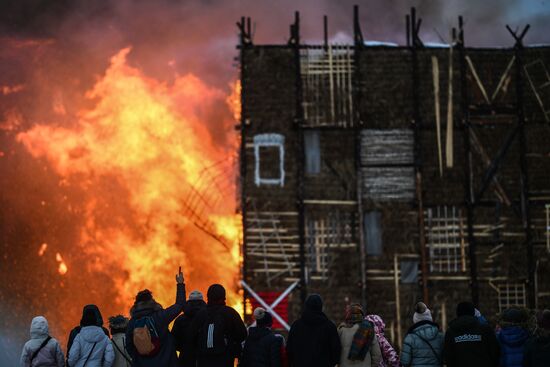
[125,267,186,367]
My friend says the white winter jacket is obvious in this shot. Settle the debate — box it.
[68,326,114,367]
[110,333,131,367]
[20,316,64,367]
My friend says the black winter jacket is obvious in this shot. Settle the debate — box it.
[126,283,186,367]
[443,315,500,367]
[241,327,283,367]
[286,309,341,367]
[523,332,550,367]
[189,303,248,367]
[172,300,206,367]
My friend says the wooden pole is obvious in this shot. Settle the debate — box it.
[432,56,443,176]
[292,11,308,306]
[238,15,249,318]
[353,8,367,307]
[406,15,411,47]
[508,24,535,307]
[410,7,430,304]
[394,255,402,349]
[324,15,328,50]
[446,32,454,168]
[458,15,479,306]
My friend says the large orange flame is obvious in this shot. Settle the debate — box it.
[17,47,241,314]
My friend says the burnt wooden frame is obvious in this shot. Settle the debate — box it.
[237,6,542,318]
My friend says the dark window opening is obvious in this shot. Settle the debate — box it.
[259,146,281,180]
[304,130,321,174]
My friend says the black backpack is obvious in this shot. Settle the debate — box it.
[198,308,228,356]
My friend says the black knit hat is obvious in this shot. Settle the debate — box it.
[207,284,226,304]
[456,302,476,317]
[305,294,323,312]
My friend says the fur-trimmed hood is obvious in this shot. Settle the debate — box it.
[366,314,386,334]
[130,299,163,318]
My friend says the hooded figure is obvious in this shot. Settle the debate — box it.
[20,316,65,367]
[523,309,550,367]
[108,315,131,367]
[365,315,400,367]
[67,305,110,365]
[172,290,207,367]
[400,302,444,367]
[443,302,500,367]
[68,308,115,367]
[125,275,186,367]
[240,308,284,367]
[189,284,248,367]
[286,294,341,367]
[338,304,382,367]
[497,308,531,367]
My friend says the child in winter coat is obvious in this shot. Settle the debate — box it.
[497,308,531,367]
[400,302,444,367]
[20,316,65,367]
[68,308,115,367]
[365,315,400,367]
[108,315,131,367]
[338,304,382,367]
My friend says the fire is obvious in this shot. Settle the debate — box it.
[1,84,24,95]
[0,109,23,131]
[38,243,48,256]
[17,47,241,313]
[56,253,68,275]
[226,80,241,122]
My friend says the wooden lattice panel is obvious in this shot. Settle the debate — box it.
[305,211,355,281]
[301,45,354,127]
[497,283,526,312]
[425,206,467,273]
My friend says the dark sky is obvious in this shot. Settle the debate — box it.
[1,0,549,87]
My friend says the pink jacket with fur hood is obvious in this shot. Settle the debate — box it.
[365,315,401,367]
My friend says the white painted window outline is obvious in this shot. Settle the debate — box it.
[254,133,285,187]
[497,283,526,312]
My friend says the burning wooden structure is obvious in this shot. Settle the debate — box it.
[237,7,550,343]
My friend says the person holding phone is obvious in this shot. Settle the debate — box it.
[125,267,186,367]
